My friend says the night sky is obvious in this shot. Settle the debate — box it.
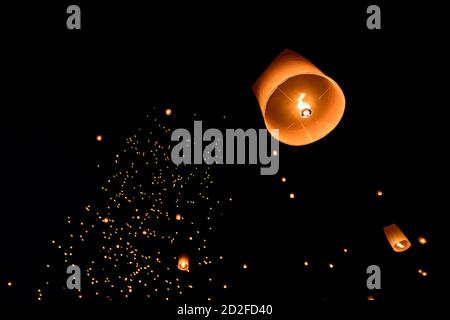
[1,0,438,314]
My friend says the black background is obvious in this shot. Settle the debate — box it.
[1,0,439,315]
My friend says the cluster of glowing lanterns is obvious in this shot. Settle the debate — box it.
[172,52,427,272]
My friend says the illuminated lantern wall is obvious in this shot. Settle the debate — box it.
[253,49,345,146]
[383,224,411,252]
[177,254,190,271]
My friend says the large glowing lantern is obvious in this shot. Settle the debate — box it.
[383,224,411,252]
[177,254,190,271]
[253,49,345,146]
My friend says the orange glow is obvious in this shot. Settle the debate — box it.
[175,213,182,221]
[7,281,13,287]
[253,49,345,146]
[289,193,295,199]
[177,254,189,272]
[367,295,375,301]
[418,236,427,245]
[297,93,312,118]
[102,218,109,224]
[281,177,287,183]
[343,248,348,253]
[165,108,172,116]
[242,263,248,269]
[96,135,103,142]
[304,261,309,266]
[421,271,428,277]
[383,224,411,252]
[377,190,383,197]
[329,263,334,269]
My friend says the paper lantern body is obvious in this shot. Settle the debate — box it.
[177,254,189,271]
[383,224,411,252]
[253,49,345,146]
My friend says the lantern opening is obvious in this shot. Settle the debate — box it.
[395,240,409,249]
[264,74,345,146]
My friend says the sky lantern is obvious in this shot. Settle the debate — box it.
[253,49,345,146]
[417,236,427,245]
[383,224,411,252]
[177,254,190,271]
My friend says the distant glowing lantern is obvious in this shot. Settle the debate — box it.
[178,254,189,271]
[253,49,345,146]
[377,190,383,197]
[383,224,411,252]
[96,135,103,142]
[418,236,427,245]
[165,108,172,116]
[175,213,182,221]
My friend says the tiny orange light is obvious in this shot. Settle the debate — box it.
[242,263,248,269]
[289,193,295,199]
[102,218,109,224]
[367,295,375,301]
[96,135,103,142]
[165,108,172,116]
[7,281,13,287]
[304,261,309,266]
[329,263,334,269]
[343,248,348,253]
[175,214,182,221]
[418,236,427,245]
[281,177,287,183]
[377,190,383,197]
